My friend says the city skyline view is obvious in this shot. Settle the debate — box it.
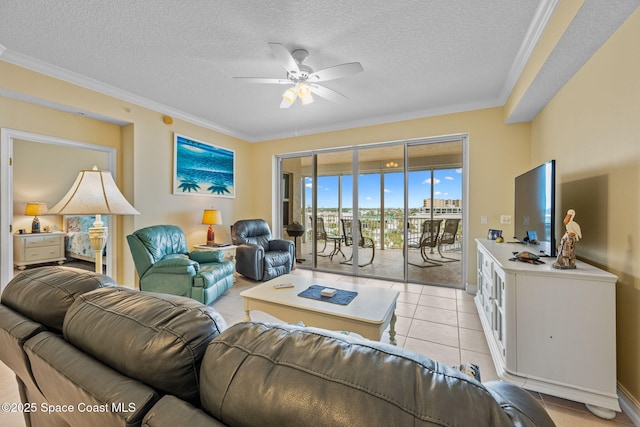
[307,168,462,209]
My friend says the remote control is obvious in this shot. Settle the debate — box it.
[274,283,294,289]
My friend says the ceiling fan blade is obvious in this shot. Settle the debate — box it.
[268,42,300,75]
[233,77,291,84]
[308,62,363,82]
[309,84,349,104]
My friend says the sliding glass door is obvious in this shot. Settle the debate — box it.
[355,144,405,282]
[278,136,465,287]
[407,141,463,286]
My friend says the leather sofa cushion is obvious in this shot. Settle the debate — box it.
[201,322,540,427]
[63,286,227,406]
[264,251,290,268]
[25,331,159,427]
[1,266,115,332]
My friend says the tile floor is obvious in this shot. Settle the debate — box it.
[0,267,635,426]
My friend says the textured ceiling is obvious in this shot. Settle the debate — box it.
[0,1,638,142]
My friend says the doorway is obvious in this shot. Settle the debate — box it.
[1,129,117,291]
[277,134,467,287]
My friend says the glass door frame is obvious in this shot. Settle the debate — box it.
[275,133,469,287]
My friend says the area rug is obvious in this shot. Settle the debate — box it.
[298,285,358,305]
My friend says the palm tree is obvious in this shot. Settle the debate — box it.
[177,180,200,193]
[207,183,230,195]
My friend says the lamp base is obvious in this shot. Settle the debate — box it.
[206,226,215,246]
[31,217,41,233]
[89,226,108,274]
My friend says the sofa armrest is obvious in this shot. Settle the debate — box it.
[143,395,226,427]
[189,250,223,264]
[268,239,294,253]
[0,305,46,384]
[235,244,265,281]
[151,256,200,274]
[25,331,159,426]
[236,243,263,259]
[484,381,555,427]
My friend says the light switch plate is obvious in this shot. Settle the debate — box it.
[500,215,512,224]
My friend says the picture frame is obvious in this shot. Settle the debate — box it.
[173,133,235,198]
[487,229,503,240]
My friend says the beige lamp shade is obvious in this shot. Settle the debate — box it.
[25,202,48,216]
[47,167,140,216]
[202,209,222,225]
[48,166,139,274]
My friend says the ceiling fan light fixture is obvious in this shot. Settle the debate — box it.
[301,93,314,105]
[297,83,311,97]
[282,87,297,103]
[236,43,363,108]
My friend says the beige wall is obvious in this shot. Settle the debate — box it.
[531,8,640,403]
[13,139,108,232]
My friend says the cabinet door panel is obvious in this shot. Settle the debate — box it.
[515,274,616,392]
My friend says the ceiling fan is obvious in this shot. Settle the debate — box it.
[234,43,363,108]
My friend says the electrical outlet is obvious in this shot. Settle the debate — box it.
[500,215,512,224]
[481,216,488,225]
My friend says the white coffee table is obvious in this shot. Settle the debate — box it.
[240,275,399,344]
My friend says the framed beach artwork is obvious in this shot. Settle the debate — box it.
[173,133,235,198]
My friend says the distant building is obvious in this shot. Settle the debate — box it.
[423,198,462,208]
[418,198,462,217]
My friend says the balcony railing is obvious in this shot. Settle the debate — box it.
[304,211,461,250]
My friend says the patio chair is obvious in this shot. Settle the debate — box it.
[407,219,442,267]
[340,219,375,267]
[311,216,328,254]
[437,218,461,262]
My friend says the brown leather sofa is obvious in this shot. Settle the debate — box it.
[0,267,555,426]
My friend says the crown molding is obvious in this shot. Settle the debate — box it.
[0,49,253,141]
[498,0,558,103]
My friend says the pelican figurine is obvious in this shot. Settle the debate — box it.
[564,209,582,241]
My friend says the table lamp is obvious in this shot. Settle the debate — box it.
[25,202,48,233]
[47,166,140,273]
[202,209,222,245]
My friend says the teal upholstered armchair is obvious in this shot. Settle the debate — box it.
[127,225,234,304]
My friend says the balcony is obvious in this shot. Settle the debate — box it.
[296,212,462,286]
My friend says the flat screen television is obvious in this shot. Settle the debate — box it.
[514,160,556,256]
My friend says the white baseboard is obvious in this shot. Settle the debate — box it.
[619,384,640,426]
[465,283,477,295]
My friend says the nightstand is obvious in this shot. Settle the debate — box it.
[14,231,66,270]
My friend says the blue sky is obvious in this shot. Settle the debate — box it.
[307,168,462,209]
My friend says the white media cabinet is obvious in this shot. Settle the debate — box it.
[475,239,619,418]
